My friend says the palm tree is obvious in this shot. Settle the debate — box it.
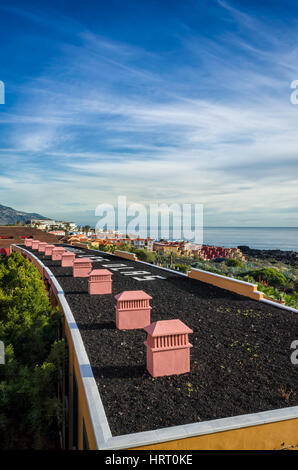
[81,225,90,235]
[64,223,71,236]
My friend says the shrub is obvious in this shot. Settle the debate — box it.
[242,275,256,284]
[117,243,132,252]
[240,267,287,289]
[99,244,116,253]
[134,249,156,263]
[0,252,63,449]
[174,264,191,274]
[225,258,243,268]
[284,294,298,308]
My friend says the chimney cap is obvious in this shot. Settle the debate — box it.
[115,290,152,301]
[73,257,92,264]
[144,319,193,337]
[90,269,112,276]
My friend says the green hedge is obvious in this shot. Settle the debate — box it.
[0,252,64,449]
[239,267,287,289]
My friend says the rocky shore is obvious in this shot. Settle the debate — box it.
[238,246,298,266]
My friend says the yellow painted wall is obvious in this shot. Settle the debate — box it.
[154,246,180,255]
[188,268,263,301]
[63,320,98,450]
[132,418,298,450]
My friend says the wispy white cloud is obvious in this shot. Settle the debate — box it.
[0,1,297,225]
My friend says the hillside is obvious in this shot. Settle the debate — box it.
[0,204,49,225]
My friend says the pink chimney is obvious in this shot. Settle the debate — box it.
[61,252,76,267]
[115,290,152,330]
[44,244,55,256]
[38,242,48,253]
[88,269,112,295]
[51,247,66,261]
[24,238,33,247]
[144,319,193,377]
[31,240,40,250]
[73,258,92,277]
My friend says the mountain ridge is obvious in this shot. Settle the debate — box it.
[0,203,49,225]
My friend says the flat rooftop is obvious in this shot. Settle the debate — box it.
[0,227,58,249]
[22,244,298,437]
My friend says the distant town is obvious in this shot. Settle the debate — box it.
[28,217,245,264]
[2,217,297,311]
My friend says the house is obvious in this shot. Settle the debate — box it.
[153,242,181,255]
[31,219,77,231]
[0,226,59,255]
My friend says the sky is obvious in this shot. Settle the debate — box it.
[0,0,297,227]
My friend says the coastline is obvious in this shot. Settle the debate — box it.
[202,227,298,252]
[236,246,297,266]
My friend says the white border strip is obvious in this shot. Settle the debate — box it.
[259,297,298,314]
[14,245,112,447]
[99,406,298,450]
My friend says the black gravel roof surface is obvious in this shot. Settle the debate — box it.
[23,244,298,437]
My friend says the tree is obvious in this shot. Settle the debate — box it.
[174,264,191,274]
[0,252,63,449]
[118,243,131,252]
[134,249,157,263]
[225,258,243,268]
[64,223,71,236]
[240,267,287,289]
[100,243,116,253]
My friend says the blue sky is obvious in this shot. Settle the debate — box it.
[0,0,297,226]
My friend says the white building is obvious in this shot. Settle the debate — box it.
[31,219,77,231]
[132,238,154,251]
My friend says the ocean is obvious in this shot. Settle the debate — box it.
[97,224,298,252]
[201,227,298,252]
